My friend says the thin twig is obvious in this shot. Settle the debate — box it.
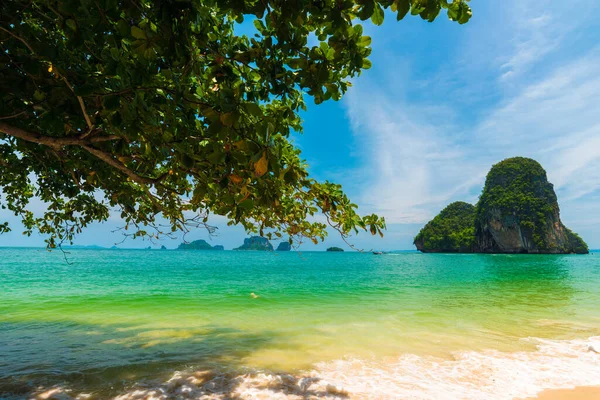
[58,74,94,132]
[0,26,34,53]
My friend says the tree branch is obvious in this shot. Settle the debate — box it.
[0,122,119,149]
[0,26,34,53]
[0,122,161,185]
[0,111,26,120]
[80,144,157,184]
[0,122,150,179]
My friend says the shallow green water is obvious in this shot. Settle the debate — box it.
[1,248,599,397]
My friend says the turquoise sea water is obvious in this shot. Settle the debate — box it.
[1,248,600,399]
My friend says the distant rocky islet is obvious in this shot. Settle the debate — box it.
[175,237,291,251]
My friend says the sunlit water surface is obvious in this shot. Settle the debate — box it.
[1,248,599,398]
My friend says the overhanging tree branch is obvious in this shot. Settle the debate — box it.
[0,122,119,148]
[0,111,27,120]
[0,122,157,185]
[80,144,157,184]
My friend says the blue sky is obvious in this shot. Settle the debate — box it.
[2,0,600,250]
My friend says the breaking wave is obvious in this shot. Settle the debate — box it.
[32,336,600,400]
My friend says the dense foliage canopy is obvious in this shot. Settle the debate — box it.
[413,201,475,252]
[0,0,471,247]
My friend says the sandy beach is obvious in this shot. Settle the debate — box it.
[528,386,600,400]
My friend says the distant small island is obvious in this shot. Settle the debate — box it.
[276,242,291,251]
[414,157,588,254]
[177,240,224,250]
[326,247,344,252]
[234,236,273,251]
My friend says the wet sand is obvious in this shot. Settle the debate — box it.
[527,386,600,399]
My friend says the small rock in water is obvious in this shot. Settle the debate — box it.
[250,292,259,299]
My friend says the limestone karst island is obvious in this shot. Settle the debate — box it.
[414,157,589,254]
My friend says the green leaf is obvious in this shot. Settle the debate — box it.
[371,4,385,25]
[181,154,195,168]
[238,198,254,210]
[362,59,372,69]
[220,112,239,126]
[396,0,411,20]
[244,102,263,117]
[359,36,372,47]
[253,19,266,33]
[65,19,77,31]
[130,26,146,39]
[33,90,46,101]
[358,1,375,20]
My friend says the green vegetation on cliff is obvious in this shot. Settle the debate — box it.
[413,202,476,252]
[565,228,589,254]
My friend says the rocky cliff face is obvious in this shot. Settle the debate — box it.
[234,236,273,251]
[474,157,587,254]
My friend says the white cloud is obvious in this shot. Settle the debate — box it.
[476,52,600,202]
[345,83,482,224]
[499,13,557,81]
[344,42,600,241]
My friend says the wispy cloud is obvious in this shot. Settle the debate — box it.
[476,51,600,201]
[345,82,483,224]
[499,13,556,81]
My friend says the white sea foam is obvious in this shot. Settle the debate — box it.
[33,336,600,400]
[312,336,600,399]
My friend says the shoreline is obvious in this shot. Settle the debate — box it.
[28,335,600,400]
[32,379,600,400]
